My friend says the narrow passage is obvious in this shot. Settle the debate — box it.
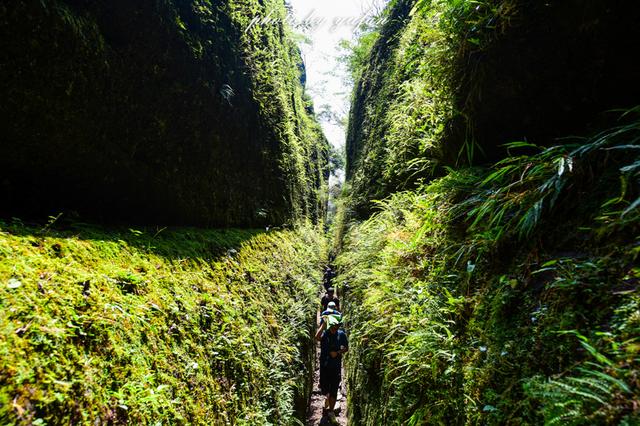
[306,267,347,426]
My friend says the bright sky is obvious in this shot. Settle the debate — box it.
[287,0,387,153]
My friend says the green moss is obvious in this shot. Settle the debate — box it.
[344,0,464,217]
[226,0,330,223]
[0,0,329,226]
[0,220,325,424]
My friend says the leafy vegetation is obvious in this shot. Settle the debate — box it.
[338,2,640,420]
[337,112,640,424]
[338,29,382,86]
[0,220,326,425]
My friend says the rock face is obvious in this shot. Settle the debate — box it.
[0,0,328,226]
[345,0,640,219]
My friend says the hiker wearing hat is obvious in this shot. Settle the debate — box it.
[321,287,340,311]
[315,314,348,424]
[320,301,342,326]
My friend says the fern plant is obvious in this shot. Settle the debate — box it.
[451,109,640,243]
[525,331,635,425]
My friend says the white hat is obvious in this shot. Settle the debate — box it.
[328,301,336,309]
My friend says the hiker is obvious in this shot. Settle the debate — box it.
[321,287,340,311]
[315,315,348,424]
[323,266,335,291]
[320,301,342,326]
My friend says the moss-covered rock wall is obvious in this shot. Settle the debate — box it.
[338,0,640,424]
[0,221,324,424]
[0,0,329,226]
[345,0,640,218]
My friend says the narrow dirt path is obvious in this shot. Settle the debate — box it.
[306,311,347,425]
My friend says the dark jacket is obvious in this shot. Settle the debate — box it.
[320,329,348,369]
